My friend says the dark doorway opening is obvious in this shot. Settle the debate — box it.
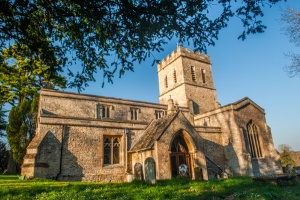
[170,134,191,177]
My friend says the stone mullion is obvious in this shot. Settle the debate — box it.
[251,125,258,158]
[100,134,103,167]
[110,137,113,165]
[252,128,259,158]
[247,130,254,158]
[253,126,262,158]
[95,103,101,119]
[247,127,255,158]
[254,133,261,158]
[256,135,262,157]
[255,126,262,157]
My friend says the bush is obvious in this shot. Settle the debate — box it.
[0,141,9,173]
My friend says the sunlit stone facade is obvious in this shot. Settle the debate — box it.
[22,46,282,182]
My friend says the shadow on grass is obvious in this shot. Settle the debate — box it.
[0,175,300,200]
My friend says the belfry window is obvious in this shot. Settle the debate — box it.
[247,121,263,158]
[173,70,177,83]
[130,108,139,120]
[191,66,196,81]
[165,76,168,88]
[103,136,121,165]
[201,69,206,83]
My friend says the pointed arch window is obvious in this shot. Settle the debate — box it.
[247,121,263,158]
[191,66,196,81]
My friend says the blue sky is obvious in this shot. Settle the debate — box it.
[65,1,300,151]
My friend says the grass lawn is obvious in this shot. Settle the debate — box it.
[0,175,299,199]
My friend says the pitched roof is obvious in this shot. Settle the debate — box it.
[225,97,265,113]
[129,112,179,152]
[195,97,265,119]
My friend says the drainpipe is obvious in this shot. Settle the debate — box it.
[124,128,128,173]
[57,125,65,180]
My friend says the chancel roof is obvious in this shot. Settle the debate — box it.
[129,112,179,152]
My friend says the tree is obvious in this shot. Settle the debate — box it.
[0,0,283,91]
[278,144,295,167]
[281,7,300,77]
[0,43,67,105]
[6,94,38,165]
[0,43,66,167]
[0,140,9,173]
[0,104,7,137]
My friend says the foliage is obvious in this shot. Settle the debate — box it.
[278,144,296,167]
[281,7,300,77]
[0,42,66,167]
[0,176,300,200]
[0,0,283,91]
[6,95,38,164]
[0,43,67,105]
[0,141,9,172]
[0,105,7,137]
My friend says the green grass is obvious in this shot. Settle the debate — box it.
[0,175,299,200]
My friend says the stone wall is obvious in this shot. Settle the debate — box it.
[194,98,282,176]
[39,89,167,124]
[195,107,244,176]
[37,125,129,182]
[233,100,282,176]
[130,150,155,180]
[129,112,208,181]
[196,126,225,170]
[157,46,219,113]
[155,112,208,180]
[22,125,64,179]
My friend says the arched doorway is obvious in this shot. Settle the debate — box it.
[170,133,191,177]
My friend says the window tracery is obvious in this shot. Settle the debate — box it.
[103,136,121,165]
[191,66,196,81]
[247,121,262,158]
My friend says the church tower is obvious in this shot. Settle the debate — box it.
[157,46,219,114]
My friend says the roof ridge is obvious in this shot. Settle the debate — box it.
[129,111,179,152]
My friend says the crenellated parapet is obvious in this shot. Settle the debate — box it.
[157,46,210,71]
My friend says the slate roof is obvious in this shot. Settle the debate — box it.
[129,112,179,152]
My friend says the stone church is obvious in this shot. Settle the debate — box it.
[21,46,282,182]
